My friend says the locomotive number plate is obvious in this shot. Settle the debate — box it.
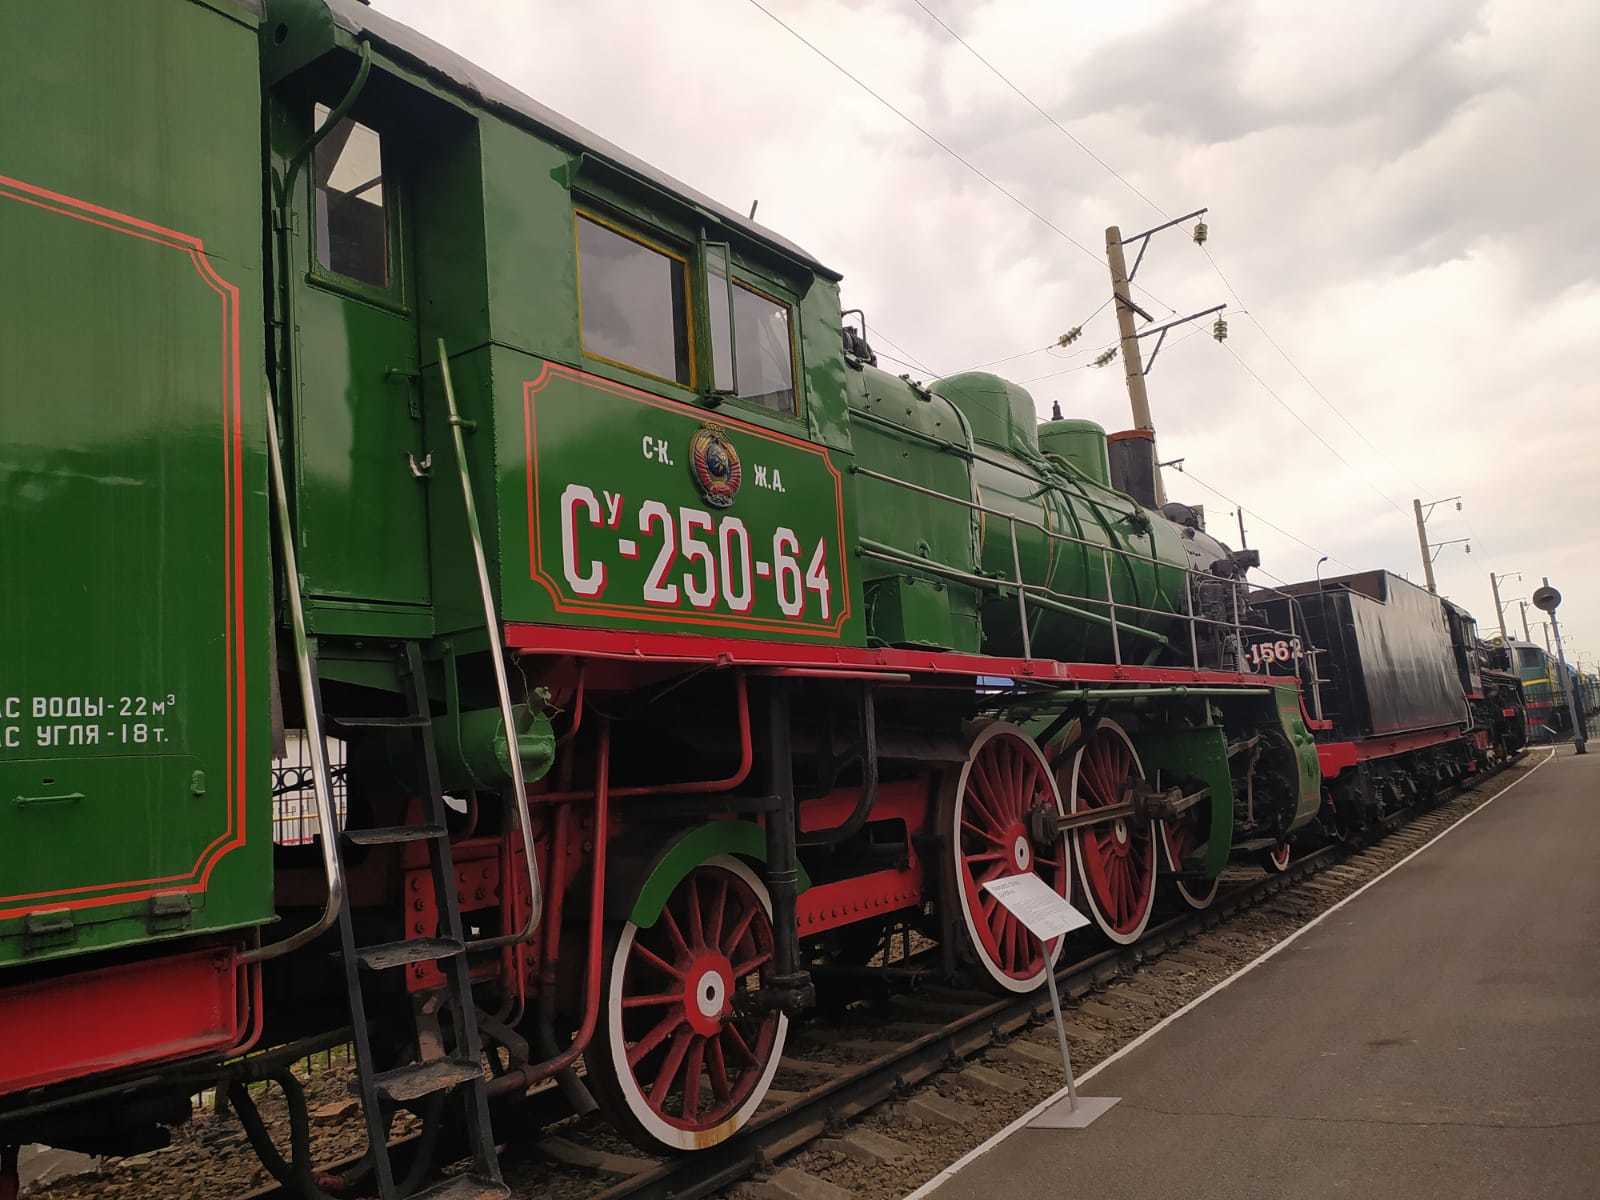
[521,362,852,639]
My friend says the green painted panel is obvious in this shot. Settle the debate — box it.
[495,353,864,645]
[0,0,271,966]
[477,119,581,365]
[798,279,852,453]
[625,821,811,929]
[291,283,430,608]
[283,92,431,610]
[1273,683,1323,829]
[845,365,982,650]
[1135,725,1233,878]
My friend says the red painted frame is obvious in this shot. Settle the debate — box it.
[1316,723,1471,778]
[796,781,929,936]
[505,622,1298,689]
[0,948,244,1096]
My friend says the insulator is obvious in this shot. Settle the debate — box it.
[1051,401,1063,420]
[1212,316,1228,342]
[1093,347,1117,367]
[1193,220,1208,244]
[1057,326,1082,346]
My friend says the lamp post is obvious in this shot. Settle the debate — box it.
[1533,581,1586,755]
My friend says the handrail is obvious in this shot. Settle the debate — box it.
[437,338,543,948]
[240,389,343,965]
[241,42,375,966]
[852,463,1325,676]
[857,538,1172,649]
[858,537,1299,651]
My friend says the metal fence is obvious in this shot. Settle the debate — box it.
[271,729,348,845]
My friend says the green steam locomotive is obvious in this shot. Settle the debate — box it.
[0,1,1509,1193]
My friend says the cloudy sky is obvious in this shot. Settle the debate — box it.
[376,0,1600,670]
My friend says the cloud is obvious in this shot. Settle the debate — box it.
[372,0,1600,660]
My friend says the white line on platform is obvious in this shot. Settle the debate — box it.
[901,747,1559,1200]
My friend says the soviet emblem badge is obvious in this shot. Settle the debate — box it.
[689,425,742,508]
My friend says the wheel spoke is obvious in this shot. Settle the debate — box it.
[622,990,683,1010]
[733,950,772,978]
[1020,755,1039,814]
[722,906,758,957]
[992,907,1012,958]
[627,1009,687,1068]
[681,1036,707,1119]
[971,757,1007,818]
[648,1027,694,1107]
[706,1033,733,1101]
[975,859,1008,885]
[1007,744,1026,816]
[660,904,691,959]
[686,874,705,948]
[724,1022,757,1066]
[961,817,1006,845]
[634,942,685,980]
[706,876,729,948]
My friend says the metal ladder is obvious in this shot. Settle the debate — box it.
[260,336,527,1196]
[325,640,507,1200]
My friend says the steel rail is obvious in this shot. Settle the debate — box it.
[575,766,1512,1200]
[236,759,1520,1200]
[586,846,1348,1200]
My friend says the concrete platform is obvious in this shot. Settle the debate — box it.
[915,748,1600,1200]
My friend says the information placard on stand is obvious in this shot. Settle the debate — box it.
[981,875,1120,1129]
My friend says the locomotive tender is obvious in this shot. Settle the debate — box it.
[0,1,1522,1193]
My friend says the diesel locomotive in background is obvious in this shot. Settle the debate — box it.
[0,1,1527,1195]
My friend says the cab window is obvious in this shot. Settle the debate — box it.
[312,104,388,288]
[576,213,692,386]
[709,268,797,416]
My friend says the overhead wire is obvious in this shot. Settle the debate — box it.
[1172,467,1358,572]
[1017,321,1210,386]
[741,0,1174,314]
[873,348,933,376]
[868,325,944,377]
[905,2,1427,509]
[908,0,1169,221]
[948,296,1115,376]
[1217,339,1406,515]
[1202,245,1430,494]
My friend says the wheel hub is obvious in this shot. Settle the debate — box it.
[1012,832,1031,871]
[1112,818,1128,846]
[682,952,734,1036]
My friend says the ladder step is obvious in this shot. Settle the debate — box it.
[368,1056,483,1104]
[343,822,447,847]
[330,713,432,731]
[355,937,464,972]
[410,1176,508,1200]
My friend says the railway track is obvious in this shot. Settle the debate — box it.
[223,758,1532,1200]
[555,847,1337,1200]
